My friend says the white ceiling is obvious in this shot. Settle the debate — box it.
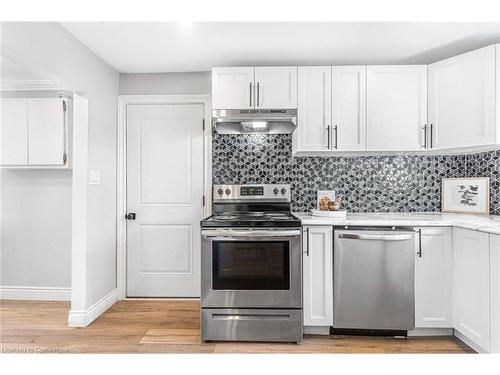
[60,22,500,73]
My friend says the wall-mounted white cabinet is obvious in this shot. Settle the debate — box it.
[366,65,427,151]
[303,225,333,327]
[491,234,500,353]
[428,45,498,150]
[414,227,453,328]
[294,66,366,155]
[212,66,297,110]
[1,98,68,168]
[294,66,332,153]
[453,228,490,352]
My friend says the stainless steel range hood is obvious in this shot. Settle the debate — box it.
[212,109,297,134]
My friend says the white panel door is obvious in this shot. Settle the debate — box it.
[453,228,490,351]
[491,234,500,353]
[303,226,333,326]
[212,67,254,109]
[294,66,332,153]
[332,66,366,151]
[126,103,205,297]
[428,45,496,150]
[1,99,28,165]
[366,65,427,151]
[28,98,66,165]
[254,67,297,108]
[415,227,453,328]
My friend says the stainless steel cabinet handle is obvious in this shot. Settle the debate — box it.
[212,313,291,321]
[422,125,427,149]
[326,126,331,149]
[305,227,310,256]
[417,229,422,257]
[249,82,252,107]
[429,123,433,149]
[257,82,260,107]
[338,233,412,241]
[334,125,338,149]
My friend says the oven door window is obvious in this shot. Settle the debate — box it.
[212,241,290,290]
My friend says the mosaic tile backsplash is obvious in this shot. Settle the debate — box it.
[212,134,500,215]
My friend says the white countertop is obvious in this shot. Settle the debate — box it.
[293,211,500,235]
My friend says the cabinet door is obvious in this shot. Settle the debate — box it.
[254,67,297,108]
[428,45,496,150]
[303,226,333,326]
[294,66,332,153]
[1,99,28,165]
[491,234,500,353]
[453,228,490,351]
[366,65,427,151]
[415,227,453,328]
[212,67,254,109]
[332,66,366,151]
[28,98,66,165]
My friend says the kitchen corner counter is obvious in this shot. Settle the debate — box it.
[293,211,500,236]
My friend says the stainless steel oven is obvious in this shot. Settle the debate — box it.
[201,228,302,309]
[200,184,303,342]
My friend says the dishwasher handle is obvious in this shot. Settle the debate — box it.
[338,233,413,241]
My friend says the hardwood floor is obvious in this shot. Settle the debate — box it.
[0,299,473,354]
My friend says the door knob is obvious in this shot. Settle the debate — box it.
[125,212,136,220]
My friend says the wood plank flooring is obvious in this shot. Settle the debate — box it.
[0,299,473,354]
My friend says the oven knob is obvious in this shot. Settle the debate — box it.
[217,188,223,195]
[281,188,287,194]
[225,188,231,195]
[273,188,279,194]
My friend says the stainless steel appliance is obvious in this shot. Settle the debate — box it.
[212,109,297,134]
[201,184,303,342]
[333,227,416,332]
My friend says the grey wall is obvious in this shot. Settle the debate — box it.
[119,72,211,95]
[1,22,119,307]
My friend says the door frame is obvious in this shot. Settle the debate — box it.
[116,95,212,300]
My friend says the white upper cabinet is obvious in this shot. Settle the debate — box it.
[28,99,66,165]
[0,98,67,168]
[212,67,297,110]
[453,228,490,352]
[1,99,28,165]
[212,67,254,109]
[254,67,297,108]
[303,225,333,327]
[428,45,497,150]
[366,65,427,151]
[332,66,366,151]
[414,227,453,328]
[294,66,332,153]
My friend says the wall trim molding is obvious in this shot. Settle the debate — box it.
[0,286,71,301]
[68,288,118,327]
[454,329,486,354]
[116,94,212,300]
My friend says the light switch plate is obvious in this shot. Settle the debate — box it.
[89,170,101,185]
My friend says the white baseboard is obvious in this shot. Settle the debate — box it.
[453,329,488,353]
[68,288,117,327]
[408,328,453,337]
[0,286,71,301]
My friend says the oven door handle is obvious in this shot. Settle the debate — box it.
[201,229,302,238]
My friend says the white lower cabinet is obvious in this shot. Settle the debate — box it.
[491,234,500,353]
[415,227,453,328]
[453,228,490,352]
[303,225,333,327]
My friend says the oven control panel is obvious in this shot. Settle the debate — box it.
[213,184,291,202]
[240,186,264,196]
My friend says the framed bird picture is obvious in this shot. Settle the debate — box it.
[441,177,490,214]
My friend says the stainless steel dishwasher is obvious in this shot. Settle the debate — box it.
[333,227,416,332]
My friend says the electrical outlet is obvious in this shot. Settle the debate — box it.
[89,170,101,185]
